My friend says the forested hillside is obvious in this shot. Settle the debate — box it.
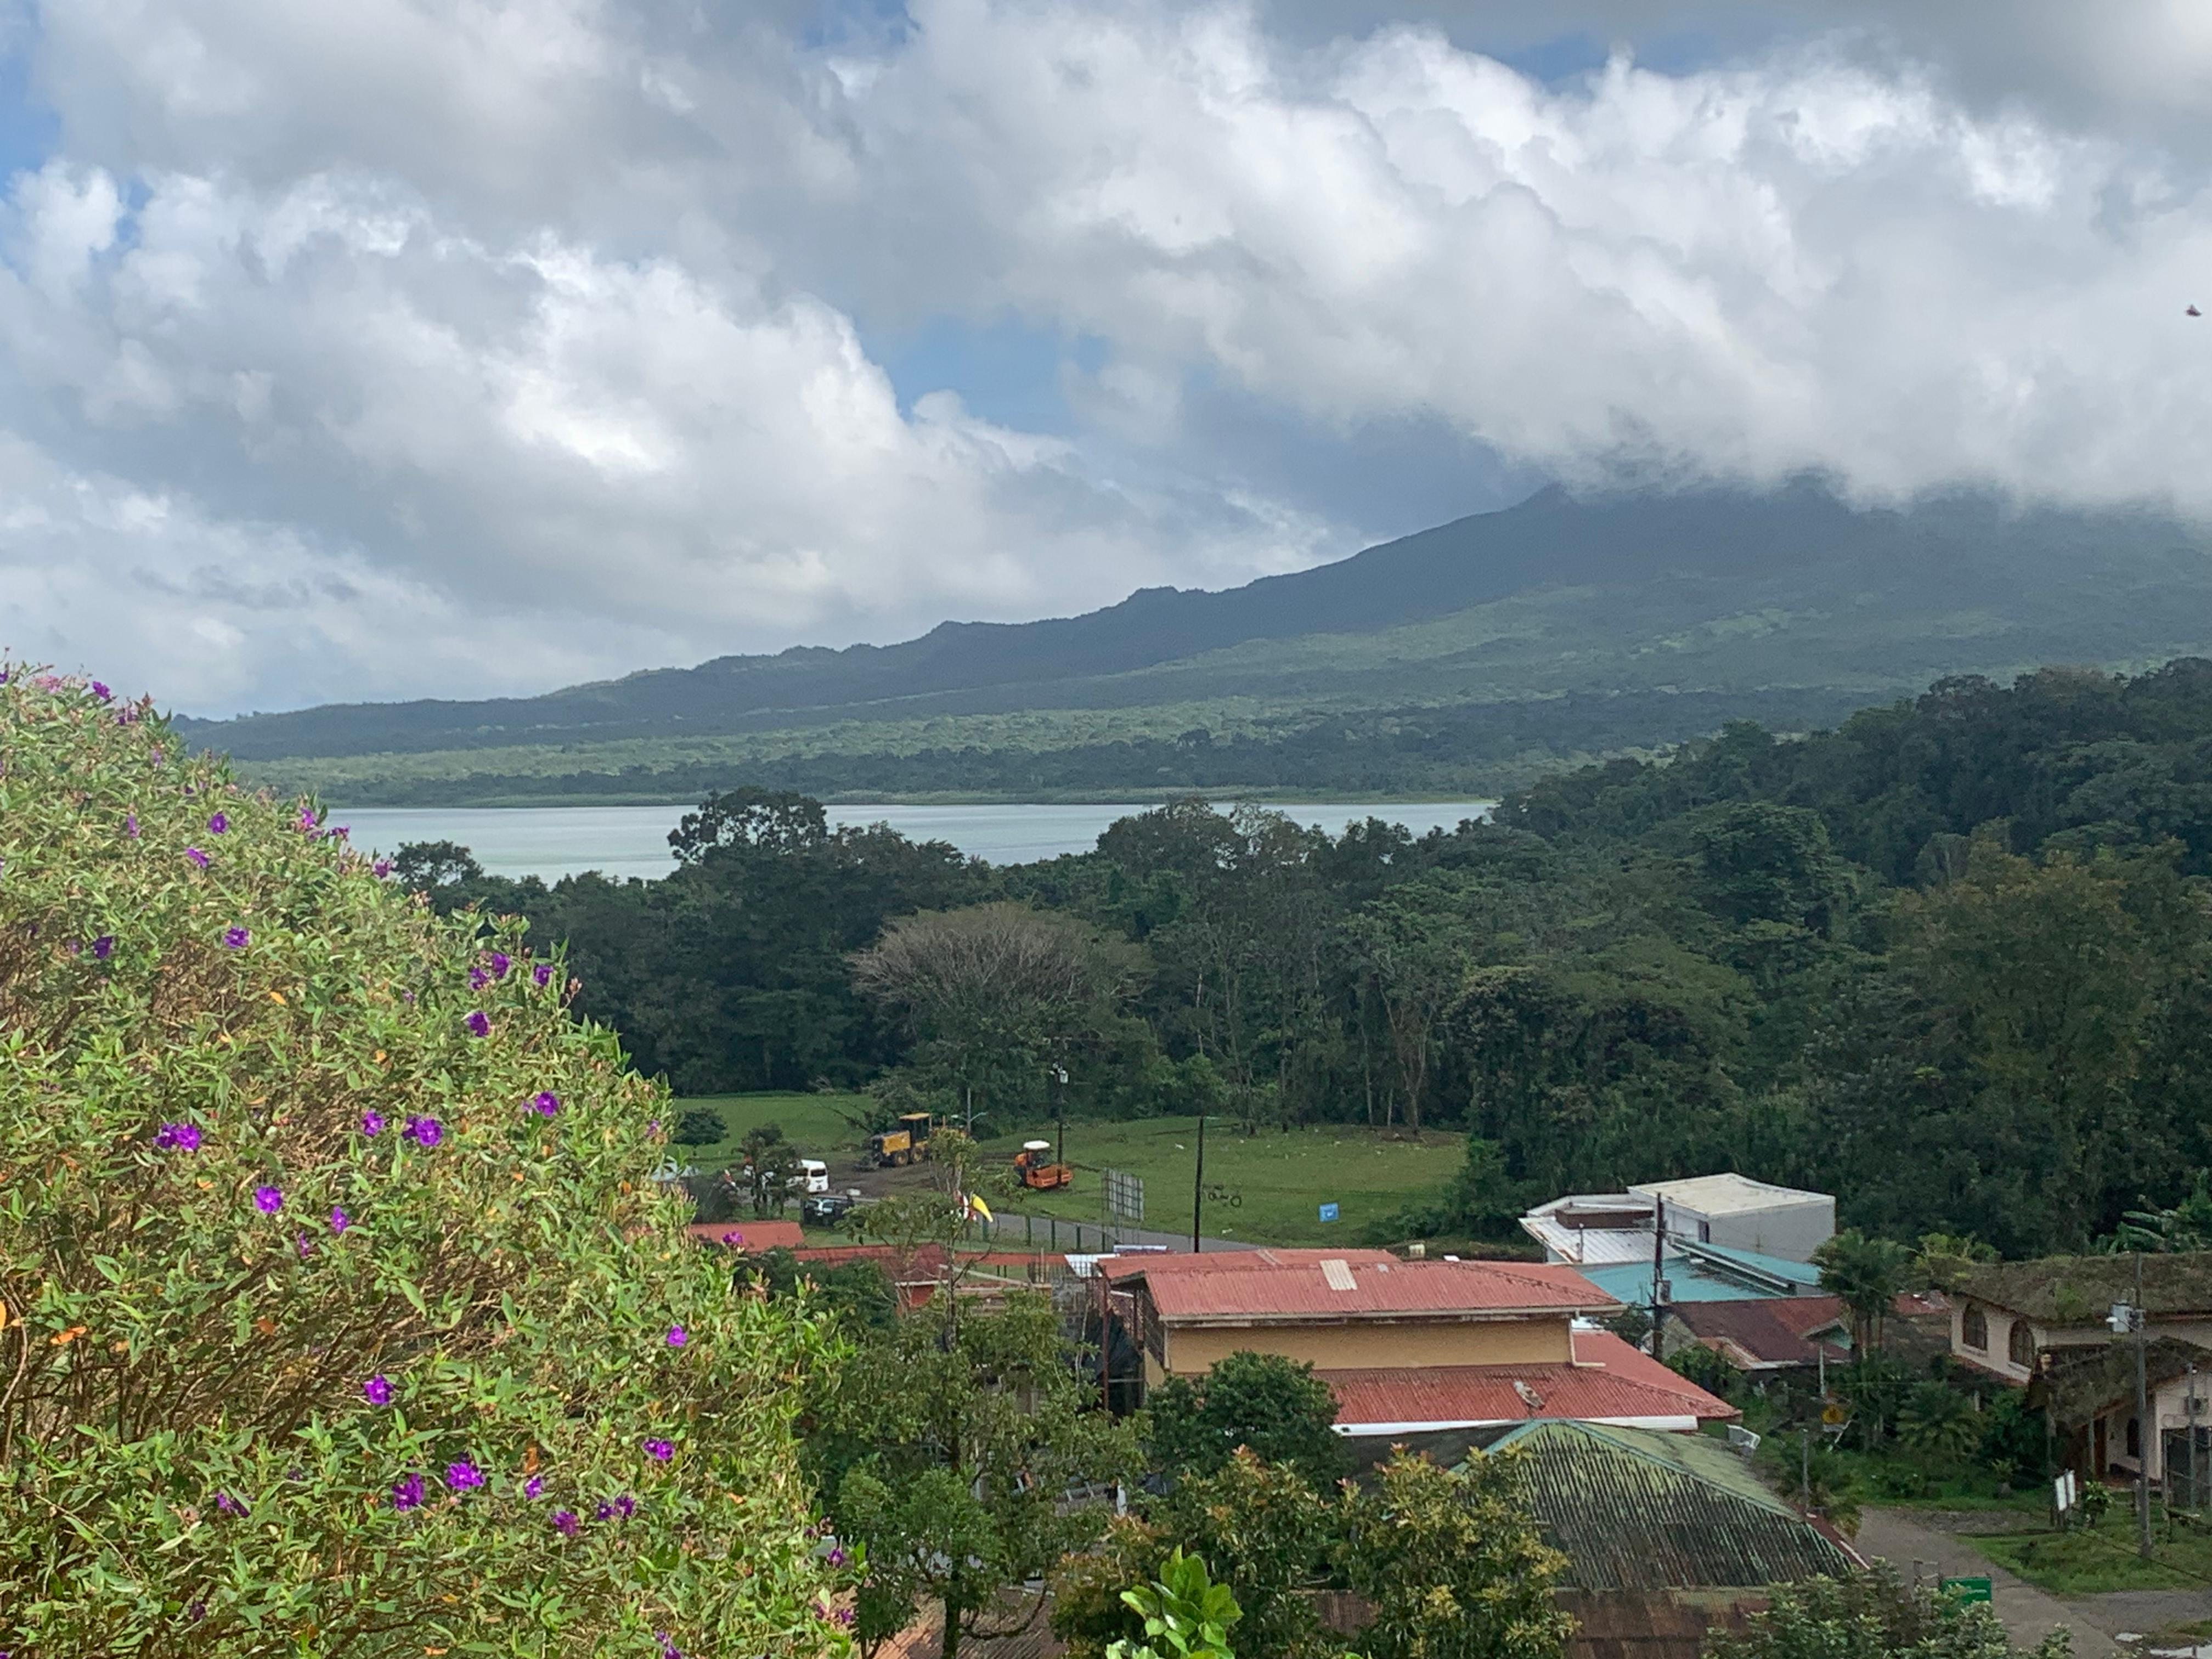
[196,483,2212,804]
[410,661,2212,1256]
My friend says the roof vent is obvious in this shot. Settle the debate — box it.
[1321,1259,1357,1293]
[1513,1380,1546,1412]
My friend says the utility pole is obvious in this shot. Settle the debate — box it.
[1649,1197,1668,1357]
[1191,1112,1207,1255]
[1053,1063,1068,1172]
[2135,1252,2153,1560]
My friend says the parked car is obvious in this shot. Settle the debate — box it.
[800,1193,855,1227]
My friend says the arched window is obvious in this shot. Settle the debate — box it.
[1963,1307,1988,1350]
[2008,1319,2035,1368]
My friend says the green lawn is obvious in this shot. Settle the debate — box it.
[665,1091,870,1177]
[670,1096,1464,1248]
[1972,1511,2212,1594]
[968,1116,1459,1246]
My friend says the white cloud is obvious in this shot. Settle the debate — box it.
[1,0,2210,714]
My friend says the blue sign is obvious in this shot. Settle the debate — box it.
[1318,1203,1340,1223]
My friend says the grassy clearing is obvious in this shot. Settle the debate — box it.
[666,1091,870,1177]
[1971,1512,2212,1595]
[969,1116,1459,1246]
[672,1096,1464,1246]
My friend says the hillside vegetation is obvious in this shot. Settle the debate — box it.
[408,660,2212,1259]
[189,483,2212,804]
[0,669,844,1656]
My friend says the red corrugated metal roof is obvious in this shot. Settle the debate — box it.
[1095,1247,1398,1281]
[1137,1256,1615,1321]
[1669,1296,1848,1368]
[1320,1331,1737,1430]
[685,1220,805,1250]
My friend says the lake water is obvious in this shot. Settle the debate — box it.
[339,800,1497,881]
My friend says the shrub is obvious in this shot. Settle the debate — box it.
[673,1107,728,1146]
[0,670,848,1656]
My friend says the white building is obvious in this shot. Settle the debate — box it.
[1628,1175,1834,1265]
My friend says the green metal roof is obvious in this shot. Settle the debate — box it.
[1483,1421,1855,1591]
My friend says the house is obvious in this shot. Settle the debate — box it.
[1098,1251,1735,1452]
[1949,1254,2212,1383]
[1660,1296,1853,1374]
[1950,1254,2212,1487]
[1486,1420,1860,1589]
[1629,1176,1835,1264]
[1522,1175,1835,1271]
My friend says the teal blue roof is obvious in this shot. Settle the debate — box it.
[1583,1242,1824,1306]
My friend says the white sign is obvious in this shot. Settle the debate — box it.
[2054,1470,2079,1513]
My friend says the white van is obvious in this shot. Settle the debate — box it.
[791,1159,830,1195]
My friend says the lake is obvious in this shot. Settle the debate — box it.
[339,800,1497,881]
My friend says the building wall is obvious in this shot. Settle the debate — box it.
[1662,1198,1833,1264]
[1163,1316,1575,1376]
[1953,1299,2212,1382]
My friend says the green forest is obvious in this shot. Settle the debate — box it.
[410,659,2212,1257]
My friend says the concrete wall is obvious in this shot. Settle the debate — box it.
[1163,1315,1575,1376]
[1662,1196,1833,1264]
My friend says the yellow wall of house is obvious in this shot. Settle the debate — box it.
[1163,1317,1573,1376]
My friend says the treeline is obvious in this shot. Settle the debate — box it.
[413,661,2212,1255]
[315,686,1867,805]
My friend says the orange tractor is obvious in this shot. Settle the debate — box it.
[1013,1140,1073,1190]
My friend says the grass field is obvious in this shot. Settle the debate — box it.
[675,1093,1463,1248]
[1971,1511,2212,1594]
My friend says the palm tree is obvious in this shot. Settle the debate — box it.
[1897,1381,1982,1460]
[1814,1229,1912,1358]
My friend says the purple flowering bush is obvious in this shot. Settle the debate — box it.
[0,668,850,1657]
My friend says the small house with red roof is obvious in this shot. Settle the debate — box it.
[1098,1250,1735,1449]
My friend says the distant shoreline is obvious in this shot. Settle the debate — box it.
[314,788,1509,811]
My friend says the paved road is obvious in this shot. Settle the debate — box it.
[1855,1508,2123,1656]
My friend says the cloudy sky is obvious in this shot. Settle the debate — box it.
[1,1,2209,715]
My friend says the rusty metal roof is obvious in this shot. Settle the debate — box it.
[1094,1247,1396,1280]
[1136,1256,1615,1322]
[1488,1420,1856,1590]
[1666,1296,1849,1368]
[1319,1331,1737,1432]
[684,1220,805,1250]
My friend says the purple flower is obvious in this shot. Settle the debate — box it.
[464,1011,490,1037]
[185,847,208,870]
[252,1184,283,1214]
[363,1374,393,1406]
[297,807,318,832]
[154,1121,201,1152]
[123,812,138,838]
[593,1501,614,1522]
[91,934,113,961]
[295,1232,314,1259]
[330,1206,349,1234]
[531,1091,559,1118]
[115,707,138,725]
[467,966,488,990]
[445,1461,484,1492]
[826,1545,848,1567]
[488,951,511,979]
[834,1608,855,1628]
[615,1493,635,1518]
[328,824,349,841]
[665,1325,687,1348]
[187,1601,205,1623]
[89,680,112,702]
[720,1231,744,1248]
[644,1438,674,1462]
[215,1491,240,1515]
[525,1475,545,1499]
[150,746,163,766]
[391,1473,425,1512]
[402,1115,442,1149]
[532,962,553,987]
[552,1509,580,1537]
[658,1634,684,1659]
[372,857,392,878]
[207,811,228,834]
[360,1111,385,1136]
[223,926,249,950]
